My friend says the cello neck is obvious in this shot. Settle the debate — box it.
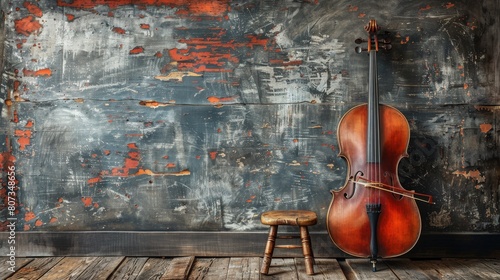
[367,49,380,164]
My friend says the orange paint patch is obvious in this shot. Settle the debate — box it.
[87,177,102,185]
[400,36,410,44]
[134,168,154,176]
[57,0,230,17]
[128,143,139,149]
[25,211,36,222]
[207,95,236,103]
[445,2,455,9]
[139,100,173,108]
[140,23,150,29]
[81,197,93,207]
[112,27,126,34]
[66,14,76,22]
[269,59,303,66]
[167,34,270,74]
[133,168,191,176]
[23,68,52,77]
[181,1,230,17]
[15,129,32,150]
[479,123,492,133]
[24,2,43,17]
[419,5,431,11]
[49,217,58,223]
[0,152,16,169]
[130,46,145,54]
[35,219,43,227]
[14,16,42,36]
[125,158,140,169]
[25,120,34,128]
[111,167,129,176]
[128,151,140,159]
[348,5,358,12]
[13,110,19,123]
[166,163,176,168]
[452,169,485,182]
[209,151,218,160]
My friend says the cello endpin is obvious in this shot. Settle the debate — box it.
[371,259,377,272]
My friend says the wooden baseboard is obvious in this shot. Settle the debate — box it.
[1,231,498,258]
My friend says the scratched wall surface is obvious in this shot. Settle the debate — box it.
[0,0,498,234]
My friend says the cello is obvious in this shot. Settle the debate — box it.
[326,20,434,271]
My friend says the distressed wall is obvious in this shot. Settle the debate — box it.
[0,0,499,247]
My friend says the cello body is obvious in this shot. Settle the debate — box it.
[326,20,424,269]
[327,103,421,258]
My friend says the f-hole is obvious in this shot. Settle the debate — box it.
[385,172,403,200]
[345,171,364,199]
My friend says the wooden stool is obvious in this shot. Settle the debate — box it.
[260,210,317,275]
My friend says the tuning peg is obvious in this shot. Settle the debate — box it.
[355,38,366,44]
[355,46,367,53]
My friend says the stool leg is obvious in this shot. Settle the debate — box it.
[261,225,278,275]
[300,226,315,275]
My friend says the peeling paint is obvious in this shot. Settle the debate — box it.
[14,129,31,150]
[452,169,486,183]
[23,1,43,17]
[14,16,42,36]
[139,100,175,108]
[155,71,202,82]
[207,96,237,104]
[25,211,36,222]
[129,46,145,55]
[479,123,492,133]
[23,68,52,77]
[81,197,93,207]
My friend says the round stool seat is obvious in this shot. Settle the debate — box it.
[261,210,317,227]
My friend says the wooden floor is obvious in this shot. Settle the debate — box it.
[2,256,499,279]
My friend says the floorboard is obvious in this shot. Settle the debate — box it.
[2,257,500,279]
[136,257,172,280]
[75,257,126,280]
